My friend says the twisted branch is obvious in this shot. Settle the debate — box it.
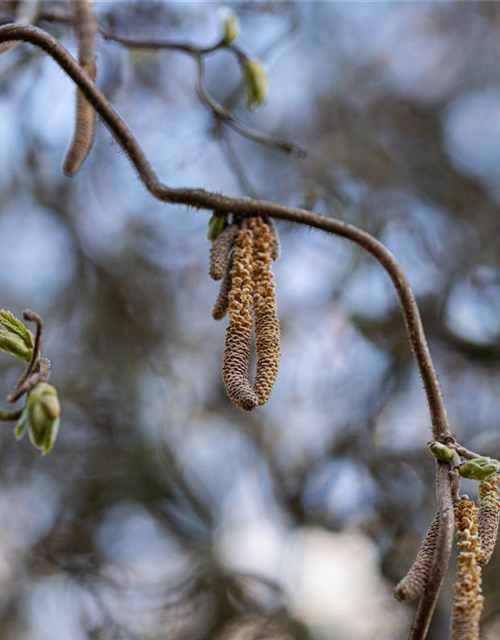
[0,24,454,639]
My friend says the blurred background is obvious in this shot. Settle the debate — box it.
[0,1,499,638]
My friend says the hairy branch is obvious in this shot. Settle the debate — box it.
[0,24,454,638]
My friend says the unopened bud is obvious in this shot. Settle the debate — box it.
[428,442,454,463]
[243,58,267,111]
[220,8,239,44]
[0,329,32,362]
[27,383,61,455]
[460,457,500,481]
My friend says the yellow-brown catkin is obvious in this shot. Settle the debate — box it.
[394,512,439,603]
[267,219,281,261]
[209,224,239,281]
[222,229,259,411]
[212,263,232,321]
[248,217,280,406]
[63,0,98,176]
[478,473,500,566]
[451,497,484,640]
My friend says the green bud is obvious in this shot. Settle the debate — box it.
[220,8,239,44]
[207,213,227,242]
[243,58,267,111]
[428,442,454,463]
[27,383,61,455]
[459,457,500,481]
[0,329,32,362]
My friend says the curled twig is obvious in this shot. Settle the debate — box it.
[8,310,50,403]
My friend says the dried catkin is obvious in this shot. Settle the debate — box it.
[478,473,500,566]
[63,0,98,176]
[248,217,280,406]
[222,229,259,411]
[394,512,440,603]
[451,497,484,640]
[209,224,239,281]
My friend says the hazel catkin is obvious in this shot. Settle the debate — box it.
[394,512,439,603]
[63,0,98,176]
[451,496,484,640]
[212,263,232,321]
[222,229,259,411]
[209,224,239,281]
[248,217,280,406]
[478,473,500,566]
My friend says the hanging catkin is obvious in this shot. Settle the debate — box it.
[212,262,232,321]
[209,224,239,281]
[394,512,439,603]
[248,217,280,406]
[222,229,259,411]
[451,497,484,640]
[478,473,500,566]
[63,0,98,176]
[267,219,281,261]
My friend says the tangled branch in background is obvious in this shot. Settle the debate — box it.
[0,310,60,455]
[0,6,497,639]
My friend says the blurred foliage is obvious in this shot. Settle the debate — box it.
[0,1,500,639]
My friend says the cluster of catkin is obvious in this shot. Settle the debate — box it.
[209,217,280,411]
[394,473,500,640]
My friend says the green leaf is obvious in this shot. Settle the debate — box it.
[207,214,227,242]
[13,407,29,441]
[0,310,34,348]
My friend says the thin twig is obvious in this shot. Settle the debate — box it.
[0,11,307,158]
[7,310,50,403]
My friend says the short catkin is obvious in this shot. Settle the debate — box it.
[478,473,500,566]
[63,0,98,176]
[212,262,232,321]
[267,219,281,261]
[222,229,259,411]
[248,217,280,406]
[209,224,239,281]
[394,512,440,603]
[451,496,484,640]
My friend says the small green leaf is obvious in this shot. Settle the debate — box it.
[207,213,227,242]
[0,310,34,348]
[0,330,32,362]
[13,407,29,440]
